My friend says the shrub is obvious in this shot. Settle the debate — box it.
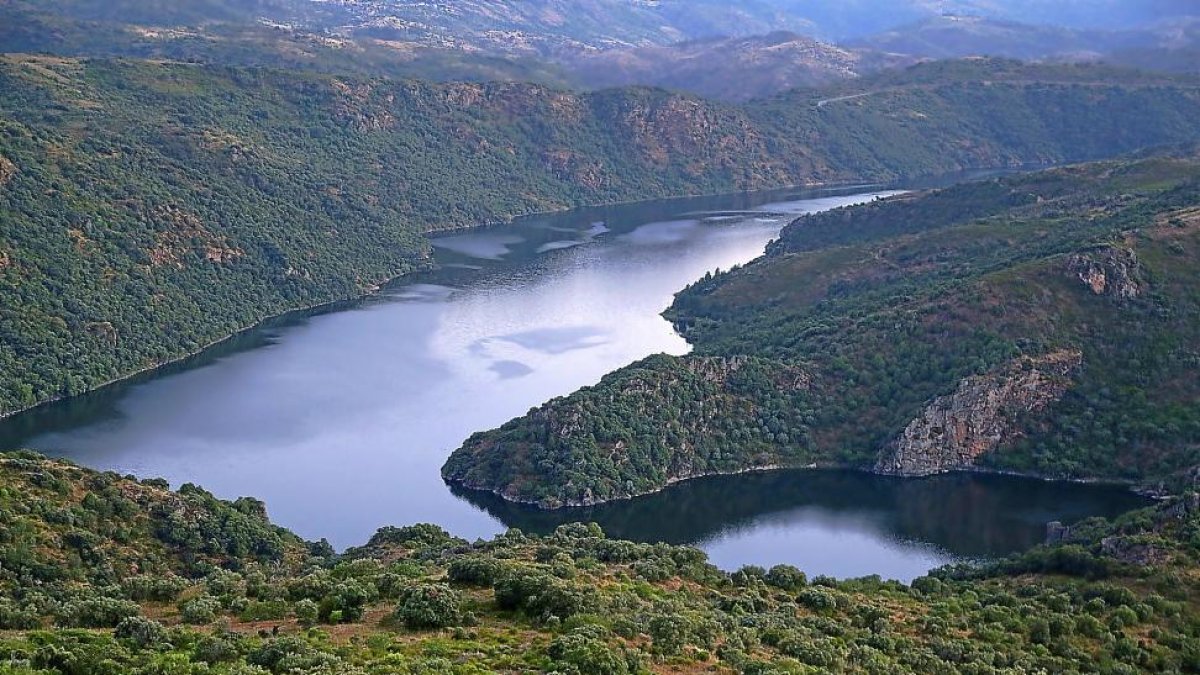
[318,580,373,623]
[180,596,222,625]
[114,616,169,648]
[0,599,41,629]
[122,574,189,602]
[240,600,289,622]
[447,556,505,587]
[295,599,319,626]
[648,614,691,656]
[193,634,242,665]
[494,570,595,621]
[395,584,464,630]
[765,565,807,591]
[206,569,247,599]
[59,597,141,628]
[797,587,838,612]
[549,629,630,675]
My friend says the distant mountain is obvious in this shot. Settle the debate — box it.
[13,0,1195,57]
[852,15,1200,73]
[561,32,914,102]
[0,1,572,86]
[850,16,1128,61]
[4,1,1198,97]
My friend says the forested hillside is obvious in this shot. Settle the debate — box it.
[443,151,1200,507]
[4,451,1200,673]
[3,57,1200,417]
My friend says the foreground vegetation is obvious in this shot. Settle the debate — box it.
[2,451,1200,673]
[3,56,1200,417]
[444,151,1200,506]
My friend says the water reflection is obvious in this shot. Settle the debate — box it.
[451,470,1150,581]
[0,174,1149,580]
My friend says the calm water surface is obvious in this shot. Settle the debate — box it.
[0,185,1150,581]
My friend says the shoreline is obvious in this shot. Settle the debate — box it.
[445,461,1152,512]
[0,175,912,425]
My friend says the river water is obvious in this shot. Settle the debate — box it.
[0,184,1149,581]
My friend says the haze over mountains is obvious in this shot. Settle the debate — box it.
[3,0,1198,100]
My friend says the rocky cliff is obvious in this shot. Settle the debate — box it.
[1066,244,1143,299]
[875,350,1083,477]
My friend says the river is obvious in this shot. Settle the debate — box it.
[0,184,1149,582]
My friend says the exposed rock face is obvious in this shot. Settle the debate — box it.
[1066,245,1142,299]
[1045,520,1071,544]
[147,205,243,268]
[875,350,1082,477]
[0,155,15,187]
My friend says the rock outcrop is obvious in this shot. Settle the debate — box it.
[875,350,1082,477]
[1066,245,1142,299]
[0,155,15,188]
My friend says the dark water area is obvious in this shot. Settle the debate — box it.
[453,470,1148,581]
[0,178,1151,581]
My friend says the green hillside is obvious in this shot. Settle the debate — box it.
[3,57,1200,417]
[3,451,1200,673]
[443,152,1200,507]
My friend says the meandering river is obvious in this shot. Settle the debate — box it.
[0,184,1149,581]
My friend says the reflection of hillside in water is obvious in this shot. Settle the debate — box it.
[451,469,1150,559]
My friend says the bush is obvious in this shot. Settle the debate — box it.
[0,599,41,629]
[318,580,373,623]
[447,556,505,587]
[240,600,289,622]
[549,629,631,675]
[765,565,807,591]
[206,569,247,599]
[122,574,189,602]
[180,596,222,625]
[295,599,319,626]
[797,587,838,612]
[395,584,464,630]
[648,614,692,656]
[194,634,242,665]
[494,569,595,621]
[114,616,169,648]
[59,597,141,628]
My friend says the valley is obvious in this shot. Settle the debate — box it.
[444,153,1200,507]
[3,2,1200,672]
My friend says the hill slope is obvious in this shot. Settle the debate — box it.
[4,451,1200,672]
[443,151,1200,507]
[3,58,1200,417]
[562,31,913,102]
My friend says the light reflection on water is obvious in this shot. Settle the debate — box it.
[0,185,1149,580]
